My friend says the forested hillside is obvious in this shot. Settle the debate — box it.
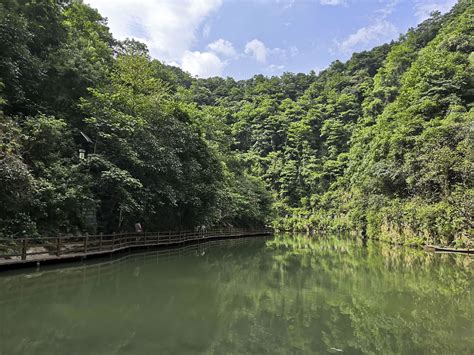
[0,0,271,236]
[190,0,473,248]
[0,0,472,247]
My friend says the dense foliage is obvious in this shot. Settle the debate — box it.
[0,0,472,247]
[187,0,473,247]
[0,0,270,236]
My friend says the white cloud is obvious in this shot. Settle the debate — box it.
[413,0,457,21]
[337,20,397,54]
[375,0,399,17]
[279,0,344,8]
[245,39,268,63]
[278,0,295,10]
[319,0,345,5]
[85,0,222,63]
[290,46,299,57]
[271,47,288,62]
[181,50,224,78]
[267,64,285,73]
[207,39,236,57]
[202,23,211,38]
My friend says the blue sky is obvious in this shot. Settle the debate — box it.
[86,0,458,79]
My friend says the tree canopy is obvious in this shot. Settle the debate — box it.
[0,0,472,247]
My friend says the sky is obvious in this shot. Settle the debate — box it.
[85,0,458,79]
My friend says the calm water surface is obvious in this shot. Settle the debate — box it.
[0,235,472,354]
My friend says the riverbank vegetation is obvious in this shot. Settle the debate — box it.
[0,0,472,247]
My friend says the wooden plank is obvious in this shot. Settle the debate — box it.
[84,235,89,253]
[21,238,27,261]
[56,237,62,257]
[424,245,472,254]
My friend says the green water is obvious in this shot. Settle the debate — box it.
[0,235,472,354]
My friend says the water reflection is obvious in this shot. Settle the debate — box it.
[0,234,472,354]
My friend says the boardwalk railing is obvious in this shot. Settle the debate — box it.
[0,237,260,304]
[0,228,272,266]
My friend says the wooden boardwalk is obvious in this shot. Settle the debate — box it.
[0,228,272,269]
[0,237,261,305]
[424,244,473,254]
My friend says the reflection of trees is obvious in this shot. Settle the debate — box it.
[0,235,472,354]
[206,234,473,354]
[0,239,257,355]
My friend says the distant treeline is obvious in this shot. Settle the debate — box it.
[0,0,472,247]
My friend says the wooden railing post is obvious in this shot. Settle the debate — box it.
[21,237,27,261]
[112,233,115,251]
[84,235,89,253]
[99,233,103,251]
[56,236,62,257]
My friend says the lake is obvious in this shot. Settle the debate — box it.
[0,234,472,354]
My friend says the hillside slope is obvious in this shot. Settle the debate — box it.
[0,0,472,247]
[190,0,473,247]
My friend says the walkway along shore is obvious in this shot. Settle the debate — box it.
[0,228,272,270]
